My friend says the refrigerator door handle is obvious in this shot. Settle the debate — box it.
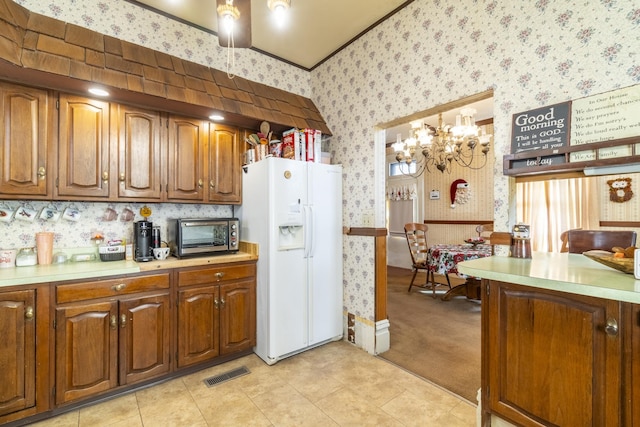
[308,205,314,257]
[303,205,313,258]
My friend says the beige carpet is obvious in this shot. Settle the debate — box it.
[380,266,481,403]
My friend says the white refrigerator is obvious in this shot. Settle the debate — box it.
[238,157,343,365]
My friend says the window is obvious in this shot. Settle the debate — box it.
[516,177,597,252]
[389,161,416,177]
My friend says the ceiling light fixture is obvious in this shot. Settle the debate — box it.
[88,87,109,97]
[392,109,492,176]
[267,0,290,16]
[217,0,240,78]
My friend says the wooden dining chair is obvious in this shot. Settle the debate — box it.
[488,231,513,255]
[562,229,637,253]
[475,224,494,241]
[404,223,443,297]
[559,228,580,252]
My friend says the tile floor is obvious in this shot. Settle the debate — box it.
[32,341,477,426]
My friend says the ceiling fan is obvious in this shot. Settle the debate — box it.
[216,0,290,49]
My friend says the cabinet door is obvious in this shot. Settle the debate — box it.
[0,83,52,198]
[57,95,110,198]
[219,279,256,355]
[55,301,118,404]
[166,116,206,201]
[0,290,35,417]
[113,104,163,200]
[207,124,241,204]
[484,280,622,427]
[177,285,220,367]
[631,303,640,426]
[119,293,171,385]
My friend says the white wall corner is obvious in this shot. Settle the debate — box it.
[357,320,376,354]
[374,319,391,355]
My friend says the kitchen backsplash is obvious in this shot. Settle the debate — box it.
[0,201,234,250]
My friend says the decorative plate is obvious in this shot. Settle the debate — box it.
[583,250,634,274]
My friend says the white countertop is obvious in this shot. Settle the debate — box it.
[0,242,258,288]
[457,252,640,303]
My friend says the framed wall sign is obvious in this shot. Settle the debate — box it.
[510,101,571,169]
[570,84,640,162]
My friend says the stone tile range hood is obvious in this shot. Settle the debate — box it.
[0,0,331,136]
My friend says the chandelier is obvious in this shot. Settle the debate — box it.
[392,108,492,175]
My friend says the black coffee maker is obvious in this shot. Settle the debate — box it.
[134,220,154,262]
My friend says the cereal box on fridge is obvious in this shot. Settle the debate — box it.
[282,128,300,160]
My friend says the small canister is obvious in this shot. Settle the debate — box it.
[0,249,17,268]
[512,238,532,259]
[152,226,161,249]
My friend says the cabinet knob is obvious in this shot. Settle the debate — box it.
[605,317,618,336]
[102,171,109,181]
[110,315,117,329]
[198,179,203,188]
[37,167,46,178]
[214,298,219,309]
[209,179,215,188]
[215,272,225,280]
[119,172,125,182]
[120,314,127,328]
[112,283,126,291]
[25,306,34,320]
[220,298,225,308]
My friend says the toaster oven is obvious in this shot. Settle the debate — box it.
[167,218,239,258]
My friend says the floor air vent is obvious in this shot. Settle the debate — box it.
[203,366,250,387]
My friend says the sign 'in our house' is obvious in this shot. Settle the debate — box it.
[570,84,640,162]
[510,102,571,169]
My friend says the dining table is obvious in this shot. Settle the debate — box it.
[427,243,492,300]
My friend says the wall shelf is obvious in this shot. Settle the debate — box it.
[503,135,640,177]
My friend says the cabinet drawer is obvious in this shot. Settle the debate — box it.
[56,273,170,303]
[178,263,256,287]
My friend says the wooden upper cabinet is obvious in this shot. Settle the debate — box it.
[112,104,163,200]
[0,83,52,198]
[0,81,244,204]
[57,95,110,199]
[167,116,207,201]
[208,124,241,204]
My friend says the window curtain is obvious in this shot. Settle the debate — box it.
[516,178,598,252]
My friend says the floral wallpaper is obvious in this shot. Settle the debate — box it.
[0,201,233,250]
[311,0,640,323]
[10,0,640,347]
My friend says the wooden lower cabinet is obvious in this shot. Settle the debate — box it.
[0,286,50,424]
[482,280,624,427]
[177,263,256,368]
[630,303,640,426]
[2,262,256,424]
[0,290,36,416]
[54,274,171,405]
